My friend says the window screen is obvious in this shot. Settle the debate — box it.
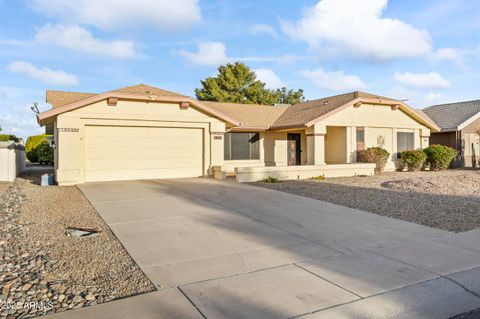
[397,132,414,157]
[224,133,260,160]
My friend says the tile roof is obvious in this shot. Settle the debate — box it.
[423,100,480,131]
[271,91,396,128]
[46,84,186,109]
[44,85,435,130]
[201,101,288,128]
[46,90,97,109]
[110,84,187,97]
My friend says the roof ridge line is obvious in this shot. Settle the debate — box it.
[424,99,480,110]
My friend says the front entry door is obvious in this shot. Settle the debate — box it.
[287,133,301,166]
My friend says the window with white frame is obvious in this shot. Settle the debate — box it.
[397,132,414,157]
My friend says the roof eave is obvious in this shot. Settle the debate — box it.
[37,92,241,127]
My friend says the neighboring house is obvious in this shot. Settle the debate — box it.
[423,100,480,167]
[37,84,439,185]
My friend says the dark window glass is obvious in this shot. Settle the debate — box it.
[224,133,260,160]
[397,132,414,157]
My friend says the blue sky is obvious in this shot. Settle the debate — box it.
[1,0,479,139]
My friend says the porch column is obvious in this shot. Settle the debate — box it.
[347,126,356,163]
[306,124,326,165]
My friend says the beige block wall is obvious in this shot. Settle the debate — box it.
[54,99,226,185]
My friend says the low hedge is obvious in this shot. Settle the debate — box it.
[358,147,390,174]
[37,141,54,165]
[400,150,427,171]
[26,134,51,163]
[0,134,18,142]
[423,144,457,171]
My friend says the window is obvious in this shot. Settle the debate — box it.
[224,133,260,160]
[397,132,414,157]
[356,127,365,151]
[356,127,365,161]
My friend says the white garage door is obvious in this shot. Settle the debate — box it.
[84,125,203,182]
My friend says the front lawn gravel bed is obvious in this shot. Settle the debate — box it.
[0,170,154,318]
[253,170,480,233]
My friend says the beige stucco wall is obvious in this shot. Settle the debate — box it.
[263,130,307,167]
[54,99,226,185]
[321,103,431,170]
[325,126,347,163]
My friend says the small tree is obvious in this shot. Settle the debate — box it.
[37,141,54,165]
[423,144,457,171]
[400,150,427,171]
[26,134,51,163]
[274,87,305,105]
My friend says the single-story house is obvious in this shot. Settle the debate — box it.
[423,100,480,167]
[37,84,439,185]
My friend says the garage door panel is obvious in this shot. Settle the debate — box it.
[85,146,202,160]
[86,138,203,149]
[84,126,203,182]
[85,158,202,170]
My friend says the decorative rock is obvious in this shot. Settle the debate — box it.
[85,293,95,301]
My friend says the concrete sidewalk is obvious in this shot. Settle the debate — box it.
[50,178,480,319]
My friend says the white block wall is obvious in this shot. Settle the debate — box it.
[0,142,25,182]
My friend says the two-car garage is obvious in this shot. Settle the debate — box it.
[84,125,204,182]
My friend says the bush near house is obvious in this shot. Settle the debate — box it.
[400,150,427,171]
[358,147,390,174]
[262,176,280,183]
[0,134,18,142]
[26,134,51,163]
[37,141,54,165]
[423,144,457,171]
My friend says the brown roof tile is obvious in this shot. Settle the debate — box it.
[271,91,394,128]
[201,101,288,128]
[46,90,97,109]
[46,84,187,109]
[110,84,187,97]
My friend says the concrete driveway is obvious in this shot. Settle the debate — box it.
[51,178,480,319]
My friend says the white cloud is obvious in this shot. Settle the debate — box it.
[431,48,467,69]
[393,72,450,89]
[237,54,308,64]
[30,0,201,31]
[254,69,285,89]
[179,41,229,66]
[300,68,366,91]
[250,24,277,38]
[36,24,136,58]
[424,92,445,104]
[281,0,431,60]
[7,61,78,86]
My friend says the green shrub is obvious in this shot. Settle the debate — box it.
[357,147,390,174]
[0,134,18,142]
[423,144,457,171]
[400,150,427,171]
[262,176,280,183]
[26,134,51,163]
[37,141,54,165]
[311,175,325,180]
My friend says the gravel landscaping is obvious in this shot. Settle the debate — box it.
[0,183,11,197]
[253,169,480,232]
[0,168,154,318]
